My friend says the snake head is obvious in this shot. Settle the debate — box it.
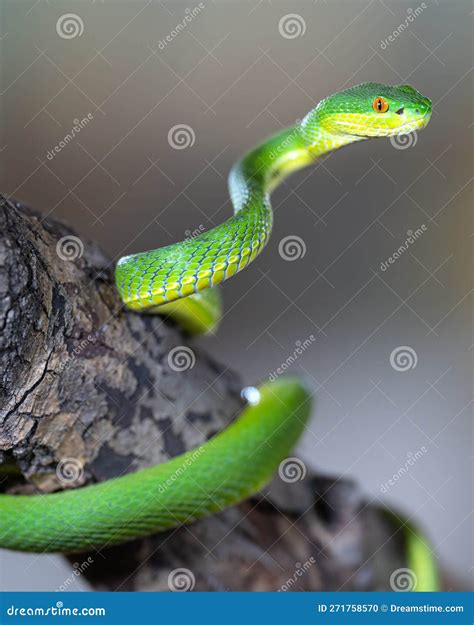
[308,82,432,139]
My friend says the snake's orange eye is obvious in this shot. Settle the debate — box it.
[373,97,389,113]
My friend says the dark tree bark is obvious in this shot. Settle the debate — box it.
[0,195,407,591]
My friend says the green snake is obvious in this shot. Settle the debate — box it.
[1,82,438,589]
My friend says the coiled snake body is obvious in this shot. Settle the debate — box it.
[0,82,437,589]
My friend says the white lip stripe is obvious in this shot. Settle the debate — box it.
[332,116,427,136]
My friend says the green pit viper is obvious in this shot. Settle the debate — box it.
[0,82,438,590]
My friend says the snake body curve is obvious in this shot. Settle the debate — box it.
[1,82,435,589]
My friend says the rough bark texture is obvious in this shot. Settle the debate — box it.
[0,196,406,591]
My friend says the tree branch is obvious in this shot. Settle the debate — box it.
[0,195,405,591]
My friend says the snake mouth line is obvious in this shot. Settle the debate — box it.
[346,115,430,138]
[394,114,431,134]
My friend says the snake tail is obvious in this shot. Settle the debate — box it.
[384,508,440,592]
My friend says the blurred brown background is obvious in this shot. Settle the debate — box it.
[0,0,472,590]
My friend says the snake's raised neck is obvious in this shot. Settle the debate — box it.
[116,82,431,321]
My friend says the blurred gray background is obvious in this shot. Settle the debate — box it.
[0,0,472,591]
